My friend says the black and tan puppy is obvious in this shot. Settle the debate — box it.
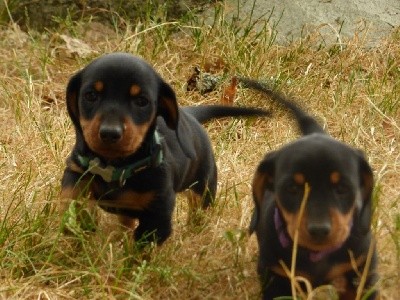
[60,53,270,245]
[240,78,378,299]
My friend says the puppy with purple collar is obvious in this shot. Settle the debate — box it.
[241,78,378,299]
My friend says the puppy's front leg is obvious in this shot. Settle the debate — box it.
[59,169,98,233]
[260,272,292,300]
[134,194,175,245]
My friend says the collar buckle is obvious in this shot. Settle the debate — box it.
[119,169,127,187]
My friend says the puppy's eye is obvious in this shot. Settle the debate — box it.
[333,183,350,196]
[83,91,98,102]
[132,97,149,107]
[286,184,303,195]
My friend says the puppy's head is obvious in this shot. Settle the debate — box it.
[66,53,179,160]
[252,134,374,251]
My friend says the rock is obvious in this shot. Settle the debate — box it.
[211,0,400,46]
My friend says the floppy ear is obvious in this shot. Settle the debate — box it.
[250,152,276,233]
[158,81,196,159]
[253,152,276,205]
[66,71,82,131]
[158,81,179,130]
[355,151,374,234]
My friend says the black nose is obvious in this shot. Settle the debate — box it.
[99,123,123,144]
[307,222,331,240]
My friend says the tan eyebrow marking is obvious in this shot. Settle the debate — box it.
[130,84,141,96]
[330,171,341,184]
[293,172,305,185]
[94,81,104,92]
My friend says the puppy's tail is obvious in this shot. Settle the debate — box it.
[238,77,325,135]
[182,105,270,124]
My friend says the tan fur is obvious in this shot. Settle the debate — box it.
[278,201,355,252]
[80,116,153,160]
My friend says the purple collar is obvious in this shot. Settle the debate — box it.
[274,207,342,262]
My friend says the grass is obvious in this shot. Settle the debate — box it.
[0,1,399,299]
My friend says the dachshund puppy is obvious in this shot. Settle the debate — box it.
[60,53,270,245]
[240,78,378,299]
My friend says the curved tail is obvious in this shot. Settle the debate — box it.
[182,105,270,124]
[239,77,325,135]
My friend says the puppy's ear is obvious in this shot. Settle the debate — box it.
[158,81,196,158]
[66,72,82,131]
[158,81,179,130]
[253,152,276,204]
[250,152,276,233]
[355,151,374,234]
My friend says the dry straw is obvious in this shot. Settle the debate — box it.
[279,183,313,299]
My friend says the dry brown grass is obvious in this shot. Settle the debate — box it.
[0,6,399,299]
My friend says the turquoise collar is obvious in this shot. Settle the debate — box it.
[76,130,163,186]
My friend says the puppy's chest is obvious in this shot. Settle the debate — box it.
[272,248,362,286]
[88,169,165,210]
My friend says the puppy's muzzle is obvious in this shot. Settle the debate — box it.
[307,221,331,242]
[99,116,124,144]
